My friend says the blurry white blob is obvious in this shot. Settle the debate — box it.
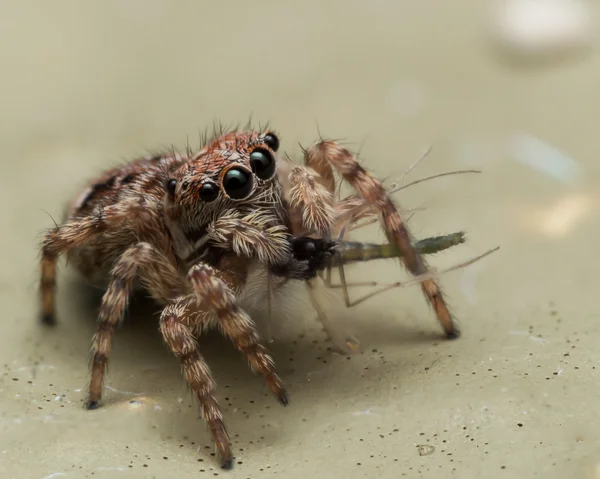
[352,408,376,416]
[522,193,593,237]
[508,133,581,183]
[490,0,593,56]
[387,80,429,119]
[42,474,67,479]
[529,335,547,345]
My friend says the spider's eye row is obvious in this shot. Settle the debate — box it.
[199,182,219,202]
[249,147,277,181]
[166,179,177,197]
[263,132,280,152]
[222,167,253,200]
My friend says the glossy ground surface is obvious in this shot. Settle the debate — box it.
[1,2,599,478]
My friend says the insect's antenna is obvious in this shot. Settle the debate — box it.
[398,246,500,289]
[398,145,434,181]
[388,169,482,196]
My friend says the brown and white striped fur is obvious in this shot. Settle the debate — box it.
[39,127,460,469]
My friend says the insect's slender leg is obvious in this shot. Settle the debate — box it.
[328,247,499,307]
[159,296,234,469]
[305,279,361,354]
[86,242,182,409]
[308,140,460,339]
[39,198,152,325]
[187,262,287,404]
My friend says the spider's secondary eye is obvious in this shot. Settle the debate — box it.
[199,182,219,202]
[250,148,276,180]
[263,132,280,152]
[222,167,253,200]
[166,179,177,197]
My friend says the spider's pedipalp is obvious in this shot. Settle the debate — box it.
[286,166,337,237]
[206,209,291,266]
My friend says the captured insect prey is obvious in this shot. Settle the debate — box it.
[38,125,497,469]
[285,231,468,279]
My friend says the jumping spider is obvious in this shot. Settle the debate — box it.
[39,128,460,469]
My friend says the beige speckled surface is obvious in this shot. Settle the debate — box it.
[2,2,600,478]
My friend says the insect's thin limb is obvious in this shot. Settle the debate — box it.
[327,246,499,308]
[334,217,354,308]
[159,296,233,469]
[337,261,351,307]
[394,246,500,289]
[86,242,183,409]
[305,279,361,354]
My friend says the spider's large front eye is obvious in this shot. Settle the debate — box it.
[199,182,219,202]
[250,148,276,180]
[263,132,280,152]
[222,167,253,200]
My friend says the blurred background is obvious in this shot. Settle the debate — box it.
[1,1,599,478]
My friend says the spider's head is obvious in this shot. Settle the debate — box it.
[164,129,282,230]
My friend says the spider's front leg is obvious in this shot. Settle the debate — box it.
[86,242,183,409]
[159,262,287,468]
[39,198,152,325]
[306,140,460,339]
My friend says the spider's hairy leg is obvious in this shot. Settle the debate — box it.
[187,263,288,404]
[39,199,148,326]
[86,242,183,409]
[308,140,460,339]
[159,297,234,469]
